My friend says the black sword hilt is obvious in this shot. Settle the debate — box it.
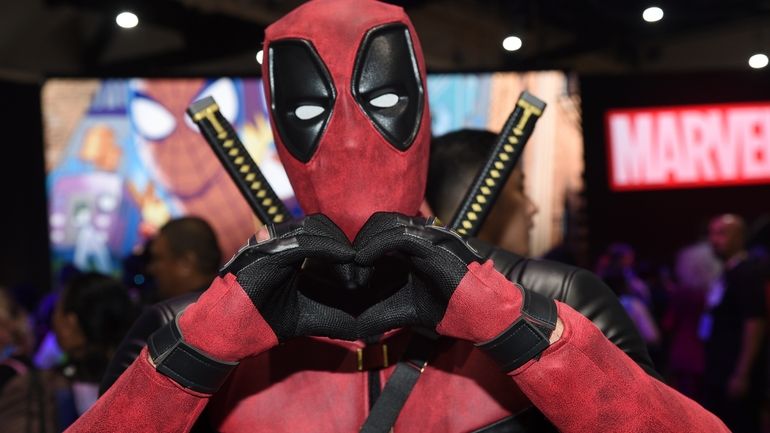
[187,96,292,226]
[449,91,546,237]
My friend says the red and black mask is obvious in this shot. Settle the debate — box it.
[263,0,431,241]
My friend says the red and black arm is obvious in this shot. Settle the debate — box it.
[354,213,729,433]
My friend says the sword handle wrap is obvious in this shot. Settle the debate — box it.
[449,91,546,237]
[187,96,292,226]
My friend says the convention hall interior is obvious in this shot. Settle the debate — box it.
[1,1,769,432]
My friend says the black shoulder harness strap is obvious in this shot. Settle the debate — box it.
[359,329,438,433]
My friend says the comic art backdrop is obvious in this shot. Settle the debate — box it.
[43,73,581,276]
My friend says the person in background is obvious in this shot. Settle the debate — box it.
[749,215,770,433]
[147,216,222,301]
[52,272,138,426]
[596,243,651,305]
[0,288,34,369]
[98,217,221,394]
[702,213,767,433]
[0,287,59,433]
[425,129,538,256]
[662,242,722,399]
[33,264,82,371]
[601,264,661,348]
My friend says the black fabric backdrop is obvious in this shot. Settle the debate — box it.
[0,79,51,300]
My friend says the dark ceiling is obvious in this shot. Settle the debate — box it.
[2,0,770,80]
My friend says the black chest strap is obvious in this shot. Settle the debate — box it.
[359,329,439,433]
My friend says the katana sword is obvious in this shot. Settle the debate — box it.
[448,91,546,237]
[187,96,293,226]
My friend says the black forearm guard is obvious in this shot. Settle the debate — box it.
[148,313,238,394]
[476,286,557,373]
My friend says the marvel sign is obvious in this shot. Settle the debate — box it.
[606,103,770,190]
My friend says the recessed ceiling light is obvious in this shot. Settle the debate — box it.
[502,36,522,52]
[749,53,769,69]
[642,7,664,23]
[116,12,139,29]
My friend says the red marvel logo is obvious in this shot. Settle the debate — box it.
[606,102,770,191]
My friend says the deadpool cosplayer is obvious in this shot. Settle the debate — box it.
[67,1,729,432]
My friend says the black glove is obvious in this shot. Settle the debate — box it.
[221,213,360,341]
[148,214,360,393]
[353,212,482,330]
[354,212,557,374]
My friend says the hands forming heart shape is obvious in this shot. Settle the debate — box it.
[220,212,483,342]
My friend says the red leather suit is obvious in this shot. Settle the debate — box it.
[66,1,728,432]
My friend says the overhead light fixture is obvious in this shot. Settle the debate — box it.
[116,11,139,29]
[642,7,664,23]
[749,53,769,69]
[256,50,264,65]
[502,36,522,52]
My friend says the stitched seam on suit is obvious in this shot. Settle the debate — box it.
[505,326,542,365]
[486,321,536,353]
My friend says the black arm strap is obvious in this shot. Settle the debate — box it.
[359,329,439,433]
[148,313,238,394]
[476,286,557,373]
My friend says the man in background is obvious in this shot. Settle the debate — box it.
[425,129,538,256]
[148,216,221,300]
[98,216,221,394]
[703,213,767,433]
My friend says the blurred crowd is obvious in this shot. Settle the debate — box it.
[1,129,768,432]
[594,214,770,433]
[0,216,220,432]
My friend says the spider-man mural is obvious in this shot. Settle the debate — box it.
[128,78,257,258]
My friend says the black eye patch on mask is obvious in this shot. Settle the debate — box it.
[268,39,336,163]
[352,24,424,151]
